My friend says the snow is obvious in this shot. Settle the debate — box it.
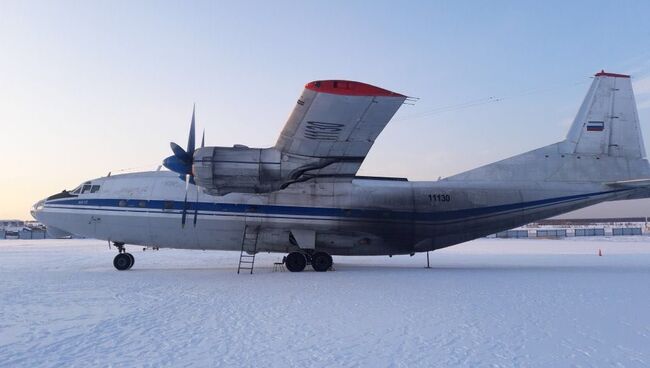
[1,238,649,367]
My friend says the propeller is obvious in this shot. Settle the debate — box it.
[163,105,196,178]
[192,129,205,227]
[163,106,198,228]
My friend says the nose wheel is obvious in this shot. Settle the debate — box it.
[112,242,134,270]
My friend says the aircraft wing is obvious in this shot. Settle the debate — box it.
[275,80,407,178]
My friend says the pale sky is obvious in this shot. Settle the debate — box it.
[2,0,650,219]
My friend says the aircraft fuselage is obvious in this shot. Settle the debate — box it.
[32,170,643,256]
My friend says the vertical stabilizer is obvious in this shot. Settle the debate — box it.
[446,70,650,184]
[564,71,645,158]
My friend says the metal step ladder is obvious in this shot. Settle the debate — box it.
[237,225,260,274]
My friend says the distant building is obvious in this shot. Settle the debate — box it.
[0,220,26,231]
[1,220,49,239]
[537,217,648,225]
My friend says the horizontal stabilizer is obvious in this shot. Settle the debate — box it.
[606,178,650,188]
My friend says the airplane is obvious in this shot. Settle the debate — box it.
[31,71,650,272]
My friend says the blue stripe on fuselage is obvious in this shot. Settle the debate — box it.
[44,188,630,223]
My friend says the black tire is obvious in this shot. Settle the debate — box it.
[113,253,131,271]
[125,253,135,269]
[311,252,332,272]
[285,252,307,272]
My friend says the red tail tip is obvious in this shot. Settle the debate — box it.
[594,70,630,78]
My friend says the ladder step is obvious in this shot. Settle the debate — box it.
[238,225,259,274]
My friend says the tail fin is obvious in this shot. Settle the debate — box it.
[563,71,645,158]
[447,71,650,183]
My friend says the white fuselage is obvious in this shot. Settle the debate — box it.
[31,170,644,256]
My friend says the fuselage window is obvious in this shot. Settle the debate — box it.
[81,184,92,194]
[163,201,174,210]
[118,200,127,207]
[90,185,100,193]
[138,200,147,208]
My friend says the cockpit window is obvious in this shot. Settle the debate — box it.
[90,185,100,193]
[81,184,92,194]
[72,186,81,194]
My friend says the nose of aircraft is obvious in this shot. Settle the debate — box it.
[30,199,46,220]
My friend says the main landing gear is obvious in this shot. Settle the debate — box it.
[112,242,134,271]
[284,251,333,272]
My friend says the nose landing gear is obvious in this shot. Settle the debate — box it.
[112,242,134,271]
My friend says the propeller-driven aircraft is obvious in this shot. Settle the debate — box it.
[32,72,650,272]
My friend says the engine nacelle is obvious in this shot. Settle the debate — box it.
[192,146,284,195]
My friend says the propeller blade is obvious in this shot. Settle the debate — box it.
[163,105,197,178]
[163,154,191,175]
[193,184,199,227]
[170,142,190,162]
[187,105,196,156]
[201,129,205,148]
[181,174,189,228]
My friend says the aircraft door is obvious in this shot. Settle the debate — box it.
[241,195,266,252]
[243,195,264,229]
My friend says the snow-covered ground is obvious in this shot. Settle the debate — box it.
[1,238,649,367]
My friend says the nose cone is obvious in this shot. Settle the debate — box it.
[30,197,73,238]
[163,154,191,175]
[30,199,46,221]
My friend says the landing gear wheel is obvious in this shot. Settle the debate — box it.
[125,253,134,269]
[113,253,133,271]
[285,252,307,272]
[311,252,332,272]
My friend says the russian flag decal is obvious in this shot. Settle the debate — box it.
[586,121,604,132]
